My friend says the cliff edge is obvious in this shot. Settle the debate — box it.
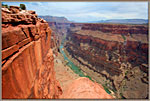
[2,6,62,99]
[2,6,114,99]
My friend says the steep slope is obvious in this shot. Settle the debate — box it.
[48,22,70,56]
[39,16,71,23]
[2,6,62,99]
[64,23,148,98]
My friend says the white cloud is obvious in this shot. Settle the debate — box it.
[3,2,148,22]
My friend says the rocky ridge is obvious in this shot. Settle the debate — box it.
[2,6,62,99]
[64,23,148,98]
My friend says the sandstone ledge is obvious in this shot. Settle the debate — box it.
[60,77,113,99]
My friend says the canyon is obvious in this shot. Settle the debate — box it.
[2,6,113,99]
[39,16,148,98]
[63,23,148,98]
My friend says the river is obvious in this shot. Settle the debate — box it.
[59,37,112,94]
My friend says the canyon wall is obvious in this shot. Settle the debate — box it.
[64,23,148,98]
[2,6,62,99]
[48,22,70,56]
[81,23,148,35]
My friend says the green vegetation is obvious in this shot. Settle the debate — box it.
[20,4,26,10]
[2,3,8,8]
[102,84,111,94]
[84,75,93,81]
[125,70,128,76]
[121,34,126,40]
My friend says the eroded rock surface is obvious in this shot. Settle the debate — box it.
[81,23,148,35]
[2,6,62,99]
[64,23,148,99]
[60,77,113,99]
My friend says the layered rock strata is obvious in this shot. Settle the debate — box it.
[47,22,114,99]
[48,22,70,56]
[81,23,148,35]
[2,6,62,99]
[64,23,148,98]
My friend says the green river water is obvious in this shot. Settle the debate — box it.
[59,38,111,94]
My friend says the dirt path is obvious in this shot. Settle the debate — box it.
[54,52,80,92]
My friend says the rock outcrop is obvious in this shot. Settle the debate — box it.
[2,6,62,99]
[64,23,148,98]
[81,23,148,35]
[61,77,113,99]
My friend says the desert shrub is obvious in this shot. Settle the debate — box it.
[2,3,8,8]
[20,4,26,10]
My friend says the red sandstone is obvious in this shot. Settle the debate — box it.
[2,6,62,99]
[61,77,113,99]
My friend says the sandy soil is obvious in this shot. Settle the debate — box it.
[54,52,80,92]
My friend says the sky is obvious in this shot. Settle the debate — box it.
[2,2,148,22]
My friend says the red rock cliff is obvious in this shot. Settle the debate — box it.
[65,23,148,98]
[81,23,148,35]
[2,6,62,99]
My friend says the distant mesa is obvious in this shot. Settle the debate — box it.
[88,19,148,24]
[38,15,148,25]
[38,15,71,23]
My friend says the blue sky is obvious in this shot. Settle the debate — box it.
[2,2,148,22]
